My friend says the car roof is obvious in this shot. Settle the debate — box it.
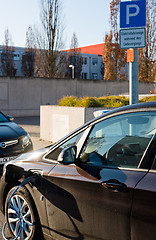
[91,101,156,123]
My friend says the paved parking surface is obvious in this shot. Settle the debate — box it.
[14,116,52,150]
[0,116,52,239]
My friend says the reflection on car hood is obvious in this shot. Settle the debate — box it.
[10,147,50,162]
[0,122,26,141]
[4,146,55,175]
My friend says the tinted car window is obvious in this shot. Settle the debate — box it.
[46,131,84,160]
[0,112,9,122]
[79,111,156,169]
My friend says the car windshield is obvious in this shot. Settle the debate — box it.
[0,112,9,123]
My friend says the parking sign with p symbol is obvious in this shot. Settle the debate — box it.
[120,0,146,29]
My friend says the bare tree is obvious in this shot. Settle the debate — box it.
[35,0,65,78]
[65,33,82,79]
[22,26,35,77]
[1,29,16,77]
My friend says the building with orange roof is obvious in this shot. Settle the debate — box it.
[65,43,104,56]
[64,43,104,80]
[78,43,104,56]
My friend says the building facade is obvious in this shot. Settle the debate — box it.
[81,53,103,80]
[65,43,104,80]
[0,46,25,77]
[0,43,104,79]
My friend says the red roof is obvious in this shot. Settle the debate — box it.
[79,43,104,56]
[64,43,104,56]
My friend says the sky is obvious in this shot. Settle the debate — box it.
[0,0,111,49]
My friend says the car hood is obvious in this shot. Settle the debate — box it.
[4,146,55,175]
[8,147,49,162]
[0,122,26,141]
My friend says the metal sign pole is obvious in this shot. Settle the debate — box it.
[129,61,132,105]
[129,0,138,105]
[129,48,138,105]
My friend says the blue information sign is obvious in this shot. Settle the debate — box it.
[120,1,146,29]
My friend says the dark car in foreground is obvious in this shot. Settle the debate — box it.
[0,112,33,171]
[0,102,156,240]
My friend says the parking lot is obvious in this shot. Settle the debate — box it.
[0,116,52,239]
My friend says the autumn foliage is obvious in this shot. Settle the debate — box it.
[103,31,127,81]
[138,0,156,82]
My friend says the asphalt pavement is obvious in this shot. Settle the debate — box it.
[14,116,52,150]
[0,116,52,240]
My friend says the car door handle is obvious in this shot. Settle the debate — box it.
[102,179,127,192]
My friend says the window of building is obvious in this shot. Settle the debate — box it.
[92,58,98,66]
[82,73,87,79]
[14,53,20,61]
[92,73,98,79]
[82,57,87,65]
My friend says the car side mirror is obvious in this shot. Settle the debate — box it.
[57,146,77,165]
[6,115,14,121]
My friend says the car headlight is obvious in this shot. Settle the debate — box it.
[22,134,31,147]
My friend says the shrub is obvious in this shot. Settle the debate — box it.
[58,96,78,106]
[139,96,156,103]
[97,96,129,107]
[58,95,156,108]
[76,97,102,107]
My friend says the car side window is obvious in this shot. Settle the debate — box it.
[0,112,9,122]
[78,111,156,169]
[46,131,84,160]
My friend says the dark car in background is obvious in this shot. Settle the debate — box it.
[0,102,156,240]
[0,112,33,171]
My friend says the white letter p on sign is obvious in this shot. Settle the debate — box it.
[126,4,140,25]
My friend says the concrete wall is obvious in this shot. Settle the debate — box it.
[0,76,155,117]
[40,105,107,142]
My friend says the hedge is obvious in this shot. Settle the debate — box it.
[58,95,156,108]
